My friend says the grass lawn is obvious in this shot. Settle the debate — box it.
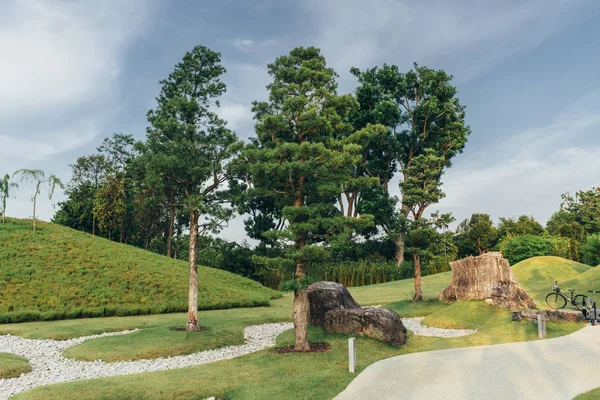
[0,353,31,379]
[12,300,583,400]
[3,255,591,399]
[575,388,600,399]
[0,219,280,323]
[512,256,592,306]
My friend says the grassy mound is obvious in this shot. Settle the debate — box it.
[0,353,31,379]
[512,256,591,290]
[511,256,592,305]
[0,219,280,323]
[562,266,600,296]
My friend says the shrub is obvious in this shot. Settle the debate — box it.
[582,234,600,266]
[499,234,572,265]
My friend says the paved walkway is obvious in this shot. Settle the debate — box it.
[336,324,600,400]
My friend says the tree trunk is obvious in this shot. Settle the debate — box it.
[394,236,405,267]
[32,193,37,231]
[186,208,201,331]
[167,205,175,257]
[293,257,310,351]
[92,214,96,236]
[412,253,423,301]
[293,185,309,351]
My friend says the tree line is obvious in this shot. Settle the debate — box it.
[2,44,597,350]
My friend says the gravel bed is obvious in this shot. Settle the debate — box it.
[401,317,477,338]
[0,322,293,400]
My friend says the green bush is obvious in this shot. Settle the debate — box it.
[582,234,600,266]
[499,234,573,265]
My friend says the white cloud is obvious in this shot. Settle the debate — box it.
[0,0,150,118]
[229,37,278,52]
[305,0,595,85]
[437,90,600,226]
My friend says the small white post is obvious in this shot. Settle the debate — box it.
[348,337,356,373]
[537,314,546,338]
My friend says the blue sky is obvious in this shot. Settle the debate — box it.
[2,0,600,242]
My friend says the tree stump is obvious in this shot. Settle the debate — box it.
[439,252,536,309]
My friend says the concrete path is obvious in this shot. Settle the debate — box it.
[336,324,600,400]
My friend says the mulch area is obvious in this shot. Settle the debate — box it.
[271,343,331,354]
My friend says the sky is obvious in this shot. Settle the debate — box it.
[2,0,600,243]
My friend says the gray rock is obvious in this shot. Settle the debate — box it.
[516,309,585,323]
[324,307,407,346]
[307,281,360,326]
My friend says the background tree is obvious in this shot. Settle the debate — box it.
[13,169,63,230]
[239,47,374,350]
[581,234,600,266]
[145,45,242,331]
[93,174,126,240]
[54,155,110,235]
[351,63,470,267]
[400,149,452,300]
[1,174,18,223]
[497,215,544,241]
[561,188,600,236]
[454,213,498,257]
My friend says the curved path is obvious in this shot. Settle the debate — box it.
[336,324,600,400]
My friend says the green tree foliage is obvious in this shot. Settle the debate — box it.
[561,188,600,236]
[0,174,18,223]
[145,45,242,331]
[400,149,454,300]
[53,155,110,235]
[497,215,545,240]
[547,210,584,241]
[13,169,63,231]
[351,63,470,267]
[499,234,571,265]
[581,234,600,266]
[238,47,374,350]
[454,213,498,257]
[93,174,126,240]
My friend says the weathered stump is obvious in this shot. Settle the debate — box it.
[439,252,536,309]
[324,307,407,346]
[307,281,360,326]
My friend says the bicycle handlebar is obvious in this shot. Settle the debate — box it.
[589,290,600,293]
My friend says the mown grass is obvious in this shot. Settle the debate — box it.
[575,388,600,399]
[0,218,280,323]
[512,256,592,306]
[13,300,583,400]
[0,352,31,379]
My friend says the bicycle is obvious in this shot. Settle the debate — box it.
[545,281,587,310]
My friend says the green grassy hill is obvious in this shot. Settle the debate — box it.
[512,256,592,291]
[0,219,280,323]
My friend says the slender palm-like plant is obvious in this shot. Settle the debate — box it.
[13,169,63,230]
[0,174,19,223]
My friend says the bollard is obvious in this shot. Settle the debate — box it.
[537,313,546,338]
[348,337,356,373]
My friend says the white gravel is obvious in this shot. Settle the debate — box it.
[0,322,293,400]
[401,317,477,338]
[0,316,474,399]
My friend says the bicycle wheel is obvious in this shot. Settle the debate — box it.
[546,293,567,309]
[574,294,588,311]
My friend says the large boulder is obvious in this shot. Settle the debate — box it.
[324,307,407,346]
[439,252,536,310]
[307,281,360,326]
